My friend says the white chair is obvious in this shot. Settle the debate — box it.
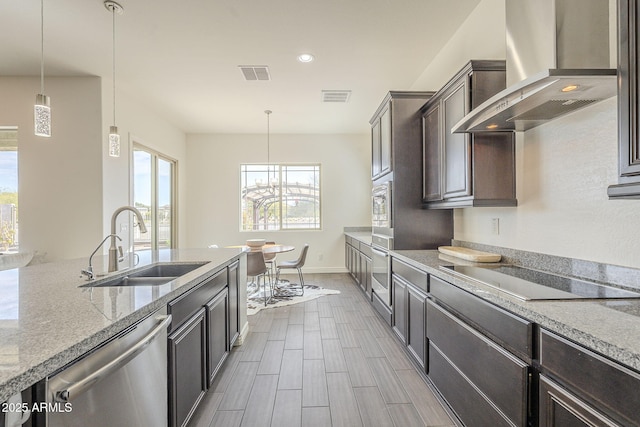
[276,244,309,296]
[247,250,272,306]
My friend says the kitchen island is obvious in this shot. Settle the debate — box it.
[0,248,246,404]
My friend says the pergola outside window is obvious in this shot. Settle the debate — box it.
[241,164,321,231]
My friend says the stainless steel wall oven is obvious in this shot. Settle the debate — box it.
[371,234,393,308]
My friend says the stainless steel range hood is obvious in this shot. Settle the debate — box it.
[453,0,616,133]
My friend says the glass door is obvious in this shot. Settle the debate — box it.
[133,145,176,251]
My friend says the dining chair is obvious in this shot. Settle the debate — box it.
[247,250,272,306]
[276,244,309,296]
[263,241,277,282]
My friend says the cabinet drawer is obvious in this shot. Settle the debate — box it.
[539,329,640,427]
[359,242,372,258]
[169,268,227,330]
[430,275,533,359]
[428,341,515,427]
[539,374,621,427]
[427,299,529,426]
[391,258,427,292]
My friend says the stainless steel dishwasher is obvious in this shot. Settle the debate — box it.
[45,308,171,427]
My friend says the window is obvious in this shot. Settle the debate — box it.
[0,128,18,253]
[133,145,176,250]
[241,164,321,231]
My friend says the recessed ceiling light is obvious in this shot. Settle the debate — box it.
[297,53,315,63]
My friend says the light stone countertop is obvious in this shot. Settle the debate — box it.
[344,231,373,246]
[0,248,244,403]
[391,250,640,372]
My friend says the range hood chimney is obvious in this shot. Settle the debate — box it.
[453,0,616,133]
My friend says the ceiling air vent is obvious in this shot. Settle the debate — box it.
[238,65,271,81]
[322,90,351,103]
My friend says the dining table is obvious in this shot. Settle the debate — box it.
[225,243,295,254]
[226,243,296,300]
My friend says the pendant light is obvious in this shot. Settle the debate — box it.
[105,1,123,157]
[34,0,51,137]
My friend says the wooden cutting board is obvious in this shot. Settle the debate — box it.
[438,246,502,263]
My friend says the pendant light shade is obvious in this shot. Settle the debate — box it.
[109,125,121,157]
[34,94,51,137]
[105,0,123,157]
[34,0,51,137]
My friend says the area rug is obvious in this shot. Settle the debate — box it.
[247,281,340,316]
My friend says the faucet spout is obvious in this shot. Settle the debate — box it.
[82,234,122,280]
[108,206,147,272]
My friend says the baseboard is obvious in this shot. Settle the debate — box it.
[234,321,250,347]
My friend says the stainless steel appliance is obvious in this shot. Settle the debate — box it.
[45,309,171,427]
[441,265,640,301]
[371,234,393,308]
[454,0,616,133]
[372,181,392,232]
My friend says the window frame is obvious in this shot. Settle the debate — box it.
[240,163,322,232]
[132,142,178,250]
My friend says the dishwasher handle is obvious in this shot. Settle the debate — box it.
[55,314,172,403]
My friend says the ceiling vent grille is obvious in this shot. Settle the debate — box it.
[322,90,351,103]
[239,66,271,81]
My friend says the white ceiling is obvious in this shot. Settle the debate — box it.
[0,0,481,134]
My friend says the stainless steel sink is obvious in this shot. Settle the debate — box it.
[82,262,209,288]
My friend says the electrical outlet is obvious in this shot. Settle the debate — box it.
[318,253,324,261]
[120,223,128,232]
[492,218,500,235]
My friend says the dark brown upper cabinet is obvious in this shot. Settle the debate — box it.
[421,60,517,208]
[609,0,640,198]
[370,92,433,182]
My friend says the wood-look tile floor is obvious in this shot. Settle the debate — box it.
[188,273,457,427]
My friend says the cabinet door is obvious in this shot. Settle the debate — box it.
[371,120,381,179]
[442,81,471,199]
[379,104,392,177]
[207,288,229,386]
[363,255,372,300]
[422,103,443,201]
[168,309,207,427]
[407,285,427,370]
[228,261,240,348]
[391,274,407,344]
[539,375,621,427]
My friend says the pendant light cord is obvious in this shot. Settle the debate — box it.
[40,0,44,94]
[112,6,116,126]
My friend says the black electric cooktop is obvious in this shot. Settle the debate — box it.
[441,265,640,301]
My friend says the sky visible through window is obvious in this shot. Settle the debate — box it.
[0,151,17,192]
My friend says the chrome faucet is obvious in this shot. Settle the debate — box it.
[81,234,122,280]
[108,206,148,272]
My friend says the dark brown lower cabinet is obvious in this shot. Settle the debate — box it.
[390,259,428,370]
[539,329,640,427]
[228,260,240,348]
[406,284,426,369]
[539,375,620,427]
[206,288,229,386]
[427,299,529,426]
[168,308,207,427]
[391,274,407,345]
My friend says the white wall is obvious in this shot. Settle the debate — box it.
[185,133,371,273]
[412,0,640,270]
[101,78,188,255]
[0,76,186,264]
[0,77,103,261]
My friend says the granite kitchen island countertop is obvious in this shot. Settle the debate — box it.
[0,248,244,402]
[392,249,640,372]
